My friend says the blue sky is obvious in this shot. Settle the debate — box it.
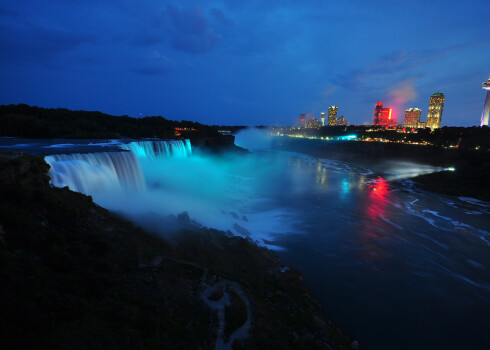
[1,0,489,126]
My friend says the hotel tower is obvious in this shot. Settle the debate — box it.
[426,92,445,130]
[328,106,338,126]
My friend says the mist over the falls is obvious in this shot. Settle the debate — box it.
[45,138,296,246]
[44,133,458,247]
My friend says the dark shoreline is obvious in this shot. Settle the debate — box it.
[271,136,490,202]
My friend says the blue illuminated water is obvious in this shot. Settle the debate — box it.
[2,136,489,349]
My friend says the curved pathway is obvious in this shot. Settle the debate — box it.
[142,255,252,350]
[202,280,252,350]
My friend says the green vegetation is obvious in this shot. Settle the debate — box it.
[0,154,212,350]
[0,104,220,140]
[0,154,353,349]
[224,289,247,341]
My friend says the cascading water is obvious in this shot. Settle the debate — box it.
[44,140,192,195]
[120,139,192,160]
[44,138,295,244]
[45,151,146,194]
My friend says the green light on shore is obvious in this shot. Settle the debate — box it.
[446,167,455,172]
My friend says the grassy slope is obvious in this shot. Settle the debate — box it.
[0,154,352,350]
[0,155,212,350]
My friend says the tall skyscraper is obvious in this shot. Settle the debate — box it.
[320,112,326,126]
[480,79,490,127]
[426,92,445,130]
[404,108,421,128]
[328,106,338,126]
[373,101,395,126]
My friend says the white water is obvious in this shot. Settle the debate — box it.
[44,139,295,245]
[120,139,192,160]
[45,151,146,193]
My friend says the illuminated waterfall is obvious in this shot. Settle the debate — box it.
[45,151,146,194]
[120,139,192,160]
[45,140,192,194]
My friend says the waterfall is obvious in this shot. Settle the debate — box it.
[120,139,192,160]
[45,139,192,194]
[45,151,146,194]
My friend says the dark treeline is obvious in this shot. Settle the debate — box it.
[284,125,490,151]
[0,104,220,140]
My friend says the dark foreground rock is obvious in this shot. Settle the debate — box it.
[0,154,353,350]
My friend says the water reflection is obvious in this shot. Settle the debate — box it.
[315,160,328,186]
[358,178,392,263]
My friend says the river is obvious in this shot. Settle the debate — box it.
[2,136,489,349]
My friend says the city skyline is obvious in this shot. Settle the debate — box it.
[0,1,489,126]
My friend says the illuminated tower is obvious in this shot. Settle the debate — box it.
[426,92,445,129]
[404,108,421,128]
[480,79,490,126]
[373,101,394,126]
[320,112,326,126]
[328,106,338,126]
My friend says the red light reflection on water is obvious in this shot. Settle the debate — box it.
[367,177,389,218]
[358,178,392,263]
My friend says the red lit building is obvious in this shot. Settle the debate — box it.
[373,101,396,126]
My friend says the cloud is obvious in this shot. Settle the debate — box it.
[388,80,417,105]
[131,52,175,76]
[166,4,222,54]
[333,44,477,89]
[0,22,94,66]
[321,86,337,96]
[0,4,19,17]
[130,30,164,47]
[211,8,233,26]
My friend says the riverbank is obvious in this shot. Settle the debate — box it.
[271,136,490,202]
[0,153,353,349]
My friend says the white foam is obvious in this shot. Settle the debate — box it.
[464,211,482,215]
[458,197,490,207]
[379,215,403,230]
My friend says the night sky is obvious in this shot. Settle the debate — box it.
[1,0,489,126]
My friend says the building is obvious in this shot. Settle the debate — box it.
[337,115,344,126]
[373,101,395,126]
[426,92,445,130]
[298,114,307,128]
[298,113,322,129]
[306,117,322,128]
[328,106,338,126]
[418,121,427,128]
[320,112,326,126]
[336,115,349,126]
[480,79,490,127]
[404,108,421,128]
